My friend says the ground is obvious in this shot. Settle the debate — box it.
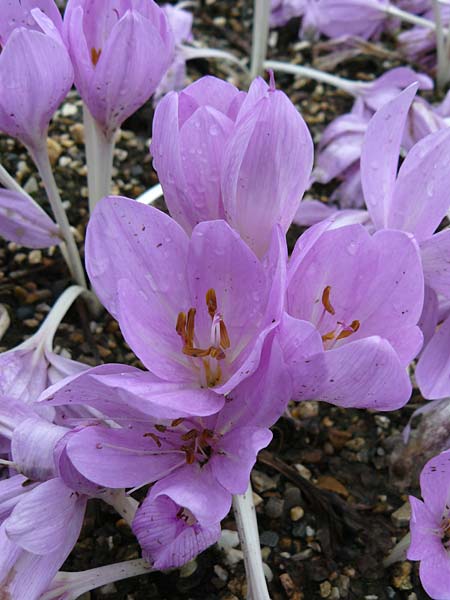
[0,1,438,598]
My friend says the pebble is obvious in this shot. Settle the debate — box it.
[179,559,197,578]
[218,529,239,550]
[23,318,39,328]
[99,583,117,594]
[265,497,284,519]
[252,492,263,507]
[59,156,72,168]
[320,581,332,597]
[392,562,413,590]
[391,502,411,527]
[293,401,319,419]
[224,548,244,566]
[47,138,63,166]
[23,176,38,194]
[213,564,228,582]
[294,464,312,480]
[259,530,279,547]
[263,562,273,582]
[61,102,78,117]
[251,469,277,492]
[28,250,42,265]
[290,506,305,521]
[70,123,85,144]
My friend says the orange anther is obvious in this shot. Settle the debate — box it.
[154,424,167,433]
[219,320,231,349]
[143,432,162,448]
[171,418,184,427]
[350,319,360,332]
[181,429,198,441]
[186,308,196,347]
[321,330,335,342]
[206,288,217,318]
[322,286,336,315]
[91,47,102,66]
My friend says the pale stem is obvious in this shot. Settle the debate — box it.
[433,0,448,90]
[383,532,411,567]
[101,488,139,527]
[0,163,35,199]
[383,4,436,29]
[232,482,271,600]
[41,559,152,600]
[0,304,10,341]
[250,0,271,79]
[264,60,368,95]
[136,183,163,205]
[83,104,115,213]
[29,143,87,288]
[181,45,250,74]
[39,284,85,352]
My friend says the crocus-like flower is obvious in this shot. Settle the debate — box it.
[0,0,62,47]
[408,450,450,599]
[0,26,73,152]
[284,221,424,409]
[64,0,174,139]
[85,196,285,397]
[152,75,313,257]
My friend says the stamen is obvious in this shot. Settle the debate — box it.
[350,319,360,332]
[210,347,226,360]
[155,424,167,433]
[321,330,335,342]
[206,288,217,318]
[336,320,360,341]
[186,308,196,347]
[181,429,198,441]
[183,346,211,358]
[91,47,102,66]
[176,312,187,344]
[143,432,162,448]
[219,320,231,349]
[322,285,336,315]
[171,418,184,427]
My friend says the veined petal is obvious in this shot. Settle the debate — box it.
[408,496,441,560]
[416,315,450,399]
[0,0,62,46]
[421,229,450,299]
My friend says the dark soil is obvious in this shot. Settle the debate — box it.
[0,1,437,598]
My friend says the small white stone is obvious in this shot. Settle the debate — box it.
[61,102,78,117]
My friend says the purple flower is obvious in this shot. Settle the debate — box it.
[0,0,62,47]
[64,0,174,139]
[85,196,286,396]
[408,450,450,599]
[152,75,313,256]
[284,221,424,409]
[0,26,73,151]
[132,472,222,569]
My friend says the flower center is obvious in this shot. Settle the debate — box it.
[442,516,450,548]
[176,288,231,387]
[176,506,197,527]
[318,285,360,349]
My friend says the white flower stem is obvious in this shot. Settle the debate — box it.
[41,559,152,600]
[251,0,271,79]
[83,104,116,214]
[102,488,139,527]
[232,482,270,600]
[39,284,85,352]
[29,143,87,288]
[0,163,34,199]
[383,4,436,28]
[181,45,249,73]
[136,183,163,205]
[433,0,450,90]
[264,60,368,95]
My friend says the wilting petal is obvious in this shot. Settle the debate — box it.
[132,492,221,570]
[416,315,450,399]
[0,189,60,248]
[289,336,412,410]
[86,196,188,317]
[389,128,450,240]
[6,478,86,555]
[421,229,450,299]
[65,427,185,489]
[0,28,73,150]
[361,84,417,229]
[222,79,313,257]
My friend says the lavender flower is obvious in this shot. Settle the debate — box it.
[408,450,450,599]
[0,0,62,47]
[64,0,174,140]
[152,75,313,256]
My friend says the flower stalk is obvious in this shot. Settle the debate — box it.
[232,482,270,600]
[83,104,116,214]
[250,0,271,79]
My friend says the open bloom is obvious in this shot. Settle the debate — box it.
[284,221,424,409]
[85,196,285,397]
[408,450,450,599]
[64,0,174,139]
[152,75,313,256]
